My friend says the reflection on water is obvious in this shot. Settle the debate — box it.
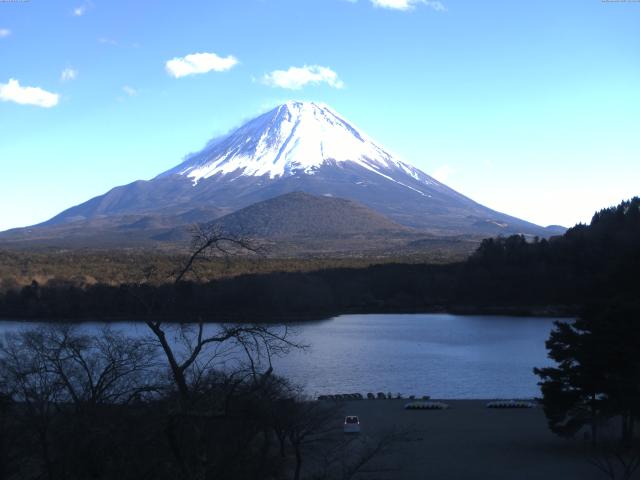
[0,313,560,399]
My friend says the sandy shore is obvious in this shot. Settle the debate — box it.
[334,399,602,480]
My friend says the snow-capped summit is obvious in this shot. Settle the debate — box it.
[25,101,557,241]
[160,101,435,189]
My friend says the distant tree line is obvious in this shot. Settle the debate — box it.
[0,249,463,292]
[0,197,638,322]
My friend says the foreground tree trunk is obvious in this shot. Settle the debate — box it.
[293,444,302,480]
[621,412,635,448]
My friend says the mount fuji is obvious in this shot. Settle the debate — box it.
[1,101,562,250]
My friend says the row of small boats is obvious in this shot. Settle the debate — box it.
[318,392,431,401]
[404,400,537,410]
[317,394,536,409]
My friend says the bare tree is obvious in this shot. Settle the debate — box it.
[14,326,158,408]
[172,224,262,284]
[132,224,305,480]
[308,428,415,480]
[277,400,343,480]
[137,224,302,406]
[0,390,14,480]
[0,330,65,480]
[588,423,640,480]
[0,325,162,480]
[590,448,640,480]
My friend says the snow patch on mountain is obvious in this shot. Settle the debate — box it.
[160,101,440,191]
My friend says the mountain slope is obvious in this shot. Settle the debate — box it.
[2,101,562,249]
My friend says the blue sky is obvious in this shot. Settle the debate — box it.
[0,0,638,231]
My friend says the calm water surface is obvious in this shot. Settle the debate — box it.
[0,314,560,399]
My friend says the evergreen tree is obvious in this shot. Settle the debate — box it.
[535,302,640,444]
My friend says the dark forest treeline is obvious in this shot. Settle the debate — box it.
[0,250,467,291]
[0,197,638,321]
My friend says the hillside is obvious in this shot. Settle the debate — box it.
[212,192,411,238]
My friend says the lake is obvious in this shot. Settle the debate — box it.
[0,313,560,399]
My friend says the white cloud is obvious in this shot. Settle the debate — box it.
[122,85,137,96]
[60,68,78,82]
[371,0,446,11]
[0,29,10,39]
[431,165,455,183]
[98,37,118,45]
[165,52,239,78]
[0,79,59,108]
[263,65,344,90]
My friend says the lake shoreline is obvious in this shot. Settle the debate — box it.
[0,304,577,324]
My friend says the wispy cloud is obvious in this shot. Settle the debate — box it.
[371,0,446,11]
[262,65,344,90]
[98,38,141,48]
[0,79,59,108]
[0,29,10,39]
[72,1,93,17]
[165,52,239,78]
[431,165,455,183]
[60,68,78,82]
[122,85,137,96]
[98,37,118,46]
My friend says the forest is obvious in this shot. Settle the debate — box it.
[0,197,638,322]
